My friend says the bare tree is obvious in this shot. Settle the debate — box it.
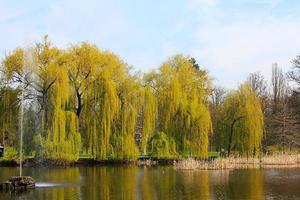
[288,54,300,92]
[265,63,300,150]
[271,63,287,113]
[211,86,227,107]
[247,72,269,115]
[247,72,267,98]
[266,91,300,150]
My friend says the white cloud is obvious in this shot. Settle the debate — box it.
[188,1,300,88]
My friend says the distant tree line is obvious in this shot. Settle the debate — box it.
[0,36,299,161]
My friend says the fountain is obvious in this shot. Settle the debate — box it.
[0,86,35,192]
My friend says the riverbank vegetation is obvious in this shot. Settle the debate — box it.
[175,154,300,170]
[0,36,299,164]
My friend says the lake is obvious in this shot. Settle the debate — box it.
[0,166,299,199]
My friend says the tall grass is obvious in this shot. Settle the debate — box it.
[175,154,300,170]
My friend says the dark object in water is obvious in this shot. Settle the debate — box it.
[0,176,35,192]
[0,146,3,157]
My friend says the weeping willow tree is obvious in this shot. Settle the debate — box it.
[2,37,82,161]
[65,42,101,118]
[75,47,139,160]
[215,83,264,156]
[149,55,212,157]
[65,42,102,156]
[2,36,62,135]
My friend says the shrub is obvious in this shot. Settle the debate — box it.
[147,131,177,159]
[33,133,81,162]
[0,146,19,161]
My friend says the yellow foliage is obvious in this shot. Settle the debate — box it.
[153,54,212,157]
[141,86,156,154]
[216,83,264,156]
[2,37,216,161]
[2,48,24,80]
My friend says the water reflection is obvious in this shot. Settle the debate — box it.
[213,169,265,200]
[0,166,299,199]
[80,166,137,200]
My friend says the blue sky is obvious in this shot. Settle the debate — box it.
[1,0,300,88]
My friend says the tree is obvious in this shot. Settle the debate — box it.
[271,63,287,112]
[2,36,83,161]
[265,64,299,150]
[246,72,268,149]
[210,86,227,150]
[79,51,121,159]
[152,55,212,157]
[65,43,101,118]
[247,72,267,98]
[2,36,62,134]
[215,83,264,156]
[78,50,141,160]
[189,57,200,71]
[211,86,227,108]
[265,60,300,150]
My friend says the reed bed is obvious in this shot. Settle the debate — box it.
[175,154,300,170]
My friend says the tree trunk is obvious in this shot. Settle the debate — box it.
[76,89,82,117]
[227,119,236,156]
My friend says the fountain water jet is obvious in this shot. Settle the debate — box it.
[20,88,23,177]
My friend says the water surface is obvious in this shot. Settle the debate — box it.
[0,166,299,199]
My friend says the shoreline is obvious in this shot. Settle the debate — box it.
[0,157,180,167]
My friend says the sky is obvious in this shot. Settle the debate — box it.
[0,0,300,88]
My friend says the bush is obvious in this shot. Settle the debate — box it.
[147,132,177,159]
[0,147,19,161]
[33,133,81,162]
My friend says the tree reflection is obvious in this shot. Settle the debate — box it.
[0,166,281,200]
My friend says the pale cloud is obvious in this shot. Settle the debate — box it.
[187,0,300,88]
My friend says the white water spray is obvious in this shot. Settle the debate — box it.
[19,87,24,177]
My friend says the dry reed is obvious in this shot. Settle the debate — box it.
[175,154,300,170]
